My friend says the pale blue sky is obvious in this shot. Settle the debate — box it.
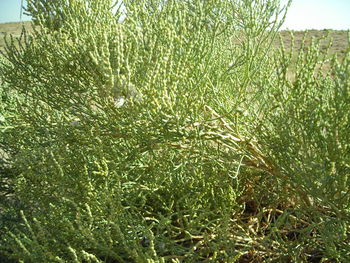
[0,0,31,23]
[0,0,349,30]
[281,0,350,30]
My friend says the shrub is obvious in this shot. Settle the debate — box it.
[0,0,349,262]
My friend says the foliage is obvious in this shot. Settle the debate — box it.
[0,0,349,262]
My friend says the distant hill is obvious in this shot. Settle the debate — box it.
[0,21,348,56]
[0,21,33,51]
[277,29,349,57]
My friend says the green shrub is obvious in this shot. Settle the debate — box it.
[0,53,21,210]
[245,31,350,262]
[0,0,349,262]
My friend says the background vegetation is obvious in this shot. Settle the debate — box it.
[0,0,349,262]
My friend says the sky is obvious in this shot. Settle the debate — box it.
[280,0,350,30]
[0,0,349,30]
